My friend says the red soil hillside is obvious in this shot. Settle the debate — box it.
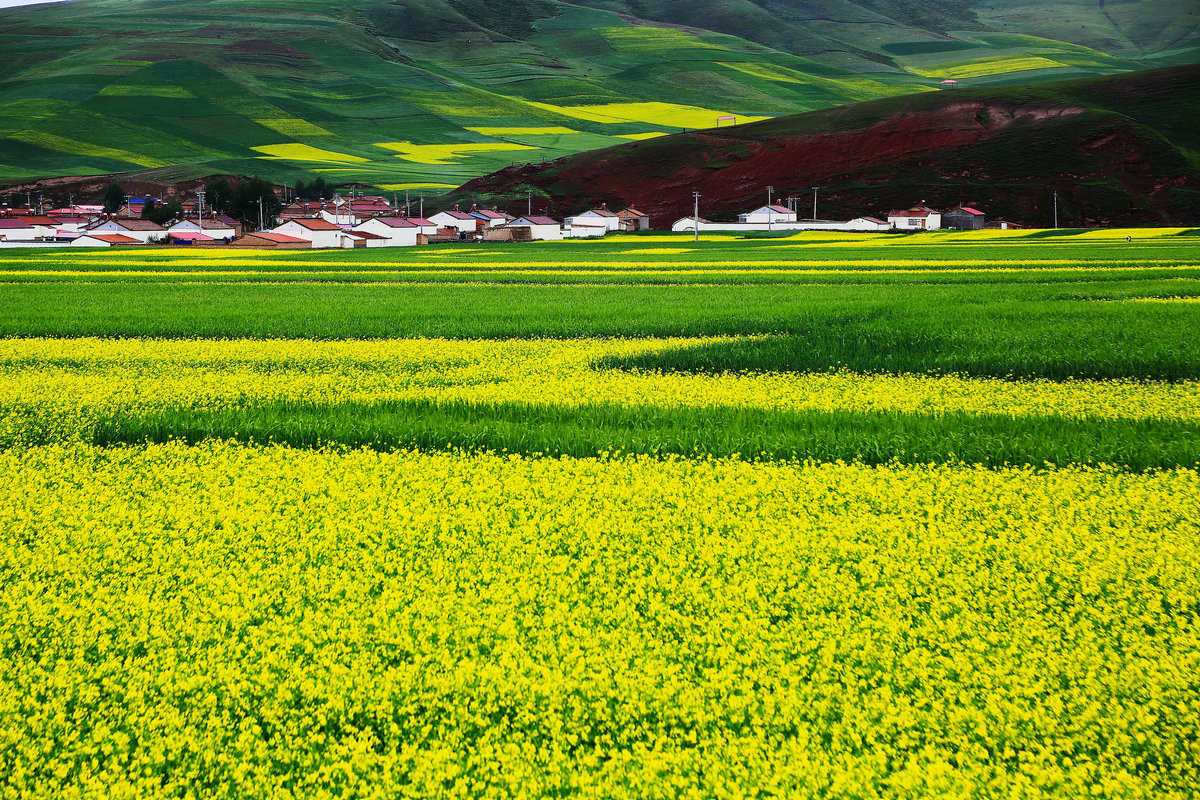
[452,65,1200,227]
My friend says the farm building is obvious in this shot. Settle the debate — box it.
[404,218,439,235]
[229,232,312,249]
[0,219,38,240]
[887,205,942,230]
[941,207,986,230]
[272,218,343,248]
[70,233,141,247]
[670,216,710,232]
[86,219,167,243]
[168,219,237,241]
[566,204,621,232]
[507,216,562,241]
[844,216,892,232]
[738,205,796,224]
[429,207,480,233]
[618,207,651,231]
[352,217,419,246]
[338,230,391,248]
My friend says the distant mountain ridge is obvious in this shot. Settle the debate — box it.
[454,65,1200,227]
[0,0,1196,189]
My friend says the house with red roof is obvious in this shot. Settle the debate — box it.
[0,218,38,241]
[352,216,419,246]
[887,205,942,230]
[566,203,621,232]
[507,216,562,241]
[272,217,343,248]
[429,206,480,234]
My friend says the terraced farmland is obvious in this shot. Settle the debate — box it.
[2,229,1200,796]
[1,0,1195,188]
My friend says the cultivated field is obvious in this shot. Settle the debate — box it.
[2,229,1199,797]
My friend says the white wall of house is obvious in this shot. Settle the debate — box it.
[320,209,360,226]
[508,222,562,240]
[168,220,237,239]
[738,206,797,224]
[86,221,162,243]
[563,223,607,238]
[429,212,479,233]
[569,210,621,232]
[887,212,941,230]
[273,220,343,249]
[843,218,892,232]
[352,218,419,246]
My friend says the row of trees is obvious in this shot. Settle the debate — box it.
[99,178,283,228]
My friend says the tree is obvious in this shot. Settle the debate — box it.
[292,179,307,202]
[140,198,156,218]
[203,178,232,216]
[5,192,21,208]
[103,182,125,214]
[146,200,182,226]
[230,177,282,230]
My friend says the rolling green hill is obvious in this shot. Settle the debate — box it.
[456,65,1200,227]
[0,0,1196,190]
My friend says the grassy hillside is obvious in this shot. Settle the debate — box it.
[456,65,1200,226]
[0,0,1196,190]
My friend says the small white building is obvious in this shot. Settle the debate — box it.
[70,233,142,247]
[563,222,608,238]
[566,204,621,232]
[404,218,439,235]
[843,216,892,232]
[85,219,167,243]
[168,219,237,241]
[507,216,562,241]
[738,204,796,224]
[0,219,38,241]
[887,205,941,230]
[352,217,420,246]
[49,217,92,236]
[338,230,391,248]
[320,208,360,226]
[429,208,480,233]
[670,216,710,232]
[272,218,344,249]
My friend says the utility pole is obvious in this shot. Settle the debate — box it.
[25,190,31,210]
[1053,190,1059,229]
[692,191,701,243]
[767,185,774,232]
[419,193,424,219]
[405,189,410,217]
[38,193,44,215]
[258,196,264,231]
[526,189,532,217]
[812,186,819,221]
[197,189,205,227]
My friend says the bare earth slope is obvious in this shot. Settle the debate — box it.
[453,65,1200,227]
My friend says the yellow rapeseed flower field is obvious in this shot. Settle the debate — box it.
[1,442,1197,797]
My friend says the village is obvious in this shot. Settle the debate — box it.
[0,189,1016,249]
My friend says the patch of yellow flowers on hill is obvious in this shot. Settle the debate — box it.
[1,442,1198,797]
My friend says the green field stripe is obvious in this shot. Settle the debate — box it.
[83,399,1200,471]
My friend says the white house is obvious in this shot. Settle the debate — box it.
[320,208,360,226]
[49,216,91,236]
[843,216,892,232]
[168,219,237,241]
[352,217,420,246]
[429,208,479,233]
[70,233,142,247]
[338,230,391,248]
[887,205,941,230]
[563,221,608,238]
[507,216,562,241]
[0,219,38,241]
[670,216,710,232]
[272,218,344,249]
[85,219,167,243]
[566,204,621,232]
[738,204,796,224]
[404,217,439,235]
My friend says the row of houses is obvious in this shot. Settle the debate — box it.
[672,203,1010,233]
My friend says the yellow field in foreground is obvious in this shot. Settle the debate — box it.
[1,442,1197,798]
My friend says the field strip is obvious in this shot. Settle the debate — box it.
[5,263,1200,279]
[10,258,1200,269]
